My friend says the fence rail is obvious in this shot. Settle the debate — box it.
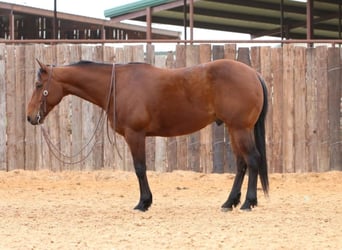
[0,43,341,173]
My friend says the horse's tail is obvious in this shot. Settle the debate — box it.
[255,74,269,196]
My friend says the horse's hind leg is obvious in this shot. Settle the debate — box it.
[221,156,247,211]
[124,129,152,211]
[222,128,261,211]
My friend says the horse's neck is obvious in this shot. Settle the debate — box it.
[59,66,111,109]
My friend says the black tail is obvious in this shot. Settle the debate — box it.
[255,75,269,195]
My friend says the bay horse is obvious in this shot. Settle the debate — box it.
[27,59,269,212]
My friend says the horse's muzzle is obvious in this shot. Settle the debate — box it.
[27,114,43,125]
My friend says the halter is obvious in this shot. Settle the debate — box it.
[37,65,53,124]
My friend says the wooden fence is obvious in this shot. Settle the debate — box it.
[0,43,341,173]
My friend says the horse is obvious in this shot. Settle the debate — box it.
[27,58,269,212]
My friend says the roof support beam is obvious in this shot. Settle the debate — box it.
[146,7,152,40]
[307,0,313,46]
[189,0,194,42]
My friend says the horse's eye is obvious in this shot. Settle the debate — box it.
[36,82,43,89]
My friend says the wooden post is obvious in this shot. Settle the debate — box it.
[315,46,329,171]
[282,44,295,173]
[270,48,283,173]
[293,46,306,172]
[305,47,318,172]
[0,44,6,170]
[24,45,38,170]
[327,47,342,170]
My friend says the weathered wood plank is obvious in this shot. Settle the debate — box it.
[271,48,283,173]
[315,46,329,172]
[293,46,307,172]
[6,45,17,171]
[0,44,7,171]
[282,45,295,173]
[24,44,37,170]
[327,47,342,171]
[306,47,318,172]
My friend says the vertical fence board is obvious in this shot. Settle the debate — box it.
[6,45,17,171]
[15,46,26,170]
[327,47,342,170]
[0,44,6,170]
[24,45,37,170]
[315,47,330,172]
[293,46,307,172]
[271,48,284,173]
[306,48,318,172]
[282,45,295,173]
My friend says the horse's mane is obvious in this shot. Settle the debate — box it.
[70,61,148,67]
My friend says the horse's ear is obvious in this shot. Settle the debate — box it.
[36,59,47,72]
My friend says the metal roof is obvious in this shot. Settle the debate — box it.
[104,0,341,39]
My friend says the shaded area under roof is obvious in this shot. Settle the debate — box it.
[105,0,342,40]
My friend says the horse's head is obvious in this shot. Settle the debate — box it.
[26,59,63,125]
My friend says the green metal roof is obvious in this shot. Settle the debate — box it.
[104,0,341,39]
[104,0,175,18]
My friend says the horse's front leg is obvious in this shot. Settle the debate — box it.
[124,129,152,211]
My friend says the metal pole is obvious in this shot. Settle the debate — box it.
[339,0,341,40]
[183,0,187,41]
[280,0,284,41]
[53,0,57,39]
[146,7,152,41]
[306,0,313,47]
[189,0,194,43]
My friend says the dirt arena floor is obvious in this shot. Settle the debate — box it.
[0,170,341,250]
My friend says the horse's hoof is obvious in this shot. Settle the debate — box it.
[240,207,252,212]
[134,203,149,212]
[221,207,233,212]
[240,199,257,211]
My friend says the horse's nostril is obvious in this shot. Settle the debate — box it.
[27,116,31,123]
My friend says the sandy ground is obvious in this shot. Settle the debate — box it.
[0,170,341,250]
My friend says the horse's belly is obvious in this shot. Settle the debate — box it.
[149,111,214,137]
